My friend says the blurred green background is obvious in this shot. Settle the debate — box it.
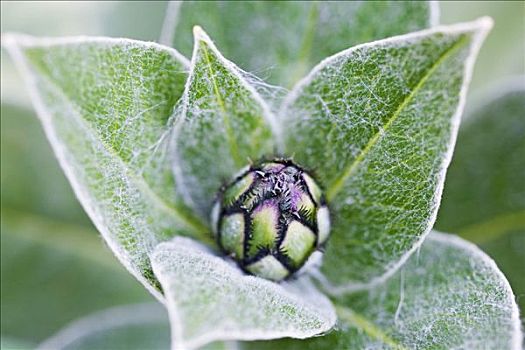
[1,1,524,347]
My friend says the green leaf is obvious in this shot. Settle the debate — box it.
[3,34,210,301]
[172,27,280,217]
[0,208,150,342]
[172,1,436,87]
[103,1,170,42]
[440,2,525,92]
[436,81,525,313]
[280,18,492,289]
[37,303,233,350]
[1,103,150,342]
[436,83,525,241]
[151,237,335,349]
[247,232,522,350]
[37,303,170,350]
[1,336,34,350]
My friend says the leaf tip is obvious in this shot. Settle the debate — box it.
[1,32,22,52]
[470,16,494,37]
[192,25,216,55]
[192,25,211,43]
[476,16,494,30]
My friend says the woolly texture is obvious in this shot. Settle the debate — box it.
[2,34,204,301]
[280,18,493,289]
[248,232,523,350]
[6,14,520,350]
[436,81,525,314]
[172,27,281,219]
[3,30,336,346]
[152,237,336,350]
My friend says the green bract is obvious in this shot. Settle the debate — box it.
[212,160,330,281]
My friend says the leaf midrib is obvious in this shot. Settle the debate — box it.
[335,305,408,349]
[326,35,469,202]
[200,41,244,168]
[287,1,319,87]
[34,69,210,238]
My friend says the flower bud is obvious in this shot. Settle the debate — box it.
[212,160,330,281]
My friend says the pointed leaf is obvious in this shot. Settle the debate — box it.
[172,27,280,217]
[3,34,210,301]
[281,18,492,288]
[249,232,522,349]
[151,237,336,350]
[172,1,436,86]
[440,2,525,91]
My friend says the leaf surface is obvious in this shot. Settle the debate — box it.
[281,19,492,288]
[151,237,336,350]
[3,34,210,301]
[248,232,523,350]
[0,103,150,341]
[172,27,279,217]
[172,1,435,87]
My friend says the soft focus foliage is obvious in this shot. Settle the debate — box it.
[172,1,434,86]
[1,2,523,349]
[437,83,525,312]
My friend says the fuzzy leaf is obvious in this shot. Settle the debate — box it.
[248,232,523,350]
[172,1,436,87]
[3,34,211,301]
[436,81,525,312]
[172,27,280,217]
[280,18,493,289]
[151,237,336,350]
[0,103,150,342]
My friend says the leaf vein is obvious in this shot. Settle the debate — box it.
[336,305,408,350]
[38,72,209,237]
[326,35,469,201]
[200,41,244,168]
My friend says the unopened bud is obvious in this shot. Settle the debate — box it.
[212,160,330,281]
